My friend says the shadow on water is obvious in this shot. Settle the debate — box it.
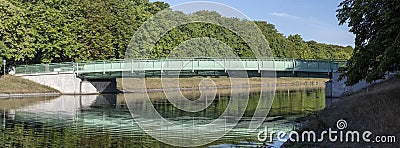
[0,86,326,147]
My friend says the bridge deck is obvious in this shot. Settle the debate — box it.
[14,58,345,78]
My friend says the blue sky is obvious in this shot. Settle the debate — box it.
[150,0,355,47]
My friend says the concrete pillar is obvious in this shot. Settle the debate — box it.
[325,71,388,97]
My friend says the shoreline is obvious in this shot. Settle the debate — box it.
[118,77,327,92]
[282,76,400,147]
[121,83,324,93]
[0,83,324,98]
[0,92,61,99]
[1,76,328,97]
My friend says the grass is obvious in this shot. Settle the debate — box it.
[283,76,400,147]
[0,75,59,94]
[117,77,328,91]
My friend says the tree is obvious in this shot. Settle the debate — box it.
[337,0,400,85]
[0,57,3,68]
[0,41,6,67]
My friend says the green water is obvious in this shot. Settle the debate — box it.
[0,87,326,147]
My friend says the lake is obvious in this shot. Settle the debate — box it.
[0,86,327,147]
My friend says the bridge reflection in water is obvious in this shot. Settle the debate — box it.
[0,87,325,147]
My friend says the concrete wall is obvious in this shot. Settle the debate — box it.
[19,73,117,94]
[326,71,388,97]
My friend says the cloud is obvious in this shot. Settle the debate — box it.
[269,12,302,20]
[269,12,323,26]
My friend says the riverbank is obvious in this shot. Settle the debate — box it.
[0,75,327,96]
[0,75,59,96]
[117,77,328,92]
[283,76,400,147]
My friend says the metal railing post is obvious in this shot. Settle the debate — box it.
[292,58,295,74]
[131,59,134,73]
[161,59,164,73]
[110,60,113,70]
[284,59,286,70]
[224,58,226,72]
[192,58,194,72]
[103,61,106,74]
[76,62,79,75]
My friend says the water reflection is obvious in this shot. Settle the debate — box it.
[0,86,325,147]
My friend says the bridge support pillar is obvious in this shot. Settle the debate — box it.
[20,73,118,94]
[84,78,118,94]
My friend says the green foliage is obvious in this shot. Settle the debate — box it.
[337,0,400,85]
[0,41,6,67]
[0,0,162,65]
[148,12,353,59]
[0,41,3,66]
[255,21,353,60]
[0,0,353,66]
[149,11,255,58]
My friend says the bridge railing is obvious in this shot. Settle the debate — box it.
[76,58,273,74]
[14,62,75,74]
[75,60,126,74]
[14,58,346,75]
[75,58,342,74]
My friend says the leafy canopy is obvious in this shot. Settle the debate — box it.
[337,0,400,85]
[0,0,353,66]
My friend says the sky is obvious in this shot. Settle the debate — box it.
[149,0,355,47]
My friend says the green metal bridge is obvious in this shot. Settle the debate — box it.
[14,58,345,79]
